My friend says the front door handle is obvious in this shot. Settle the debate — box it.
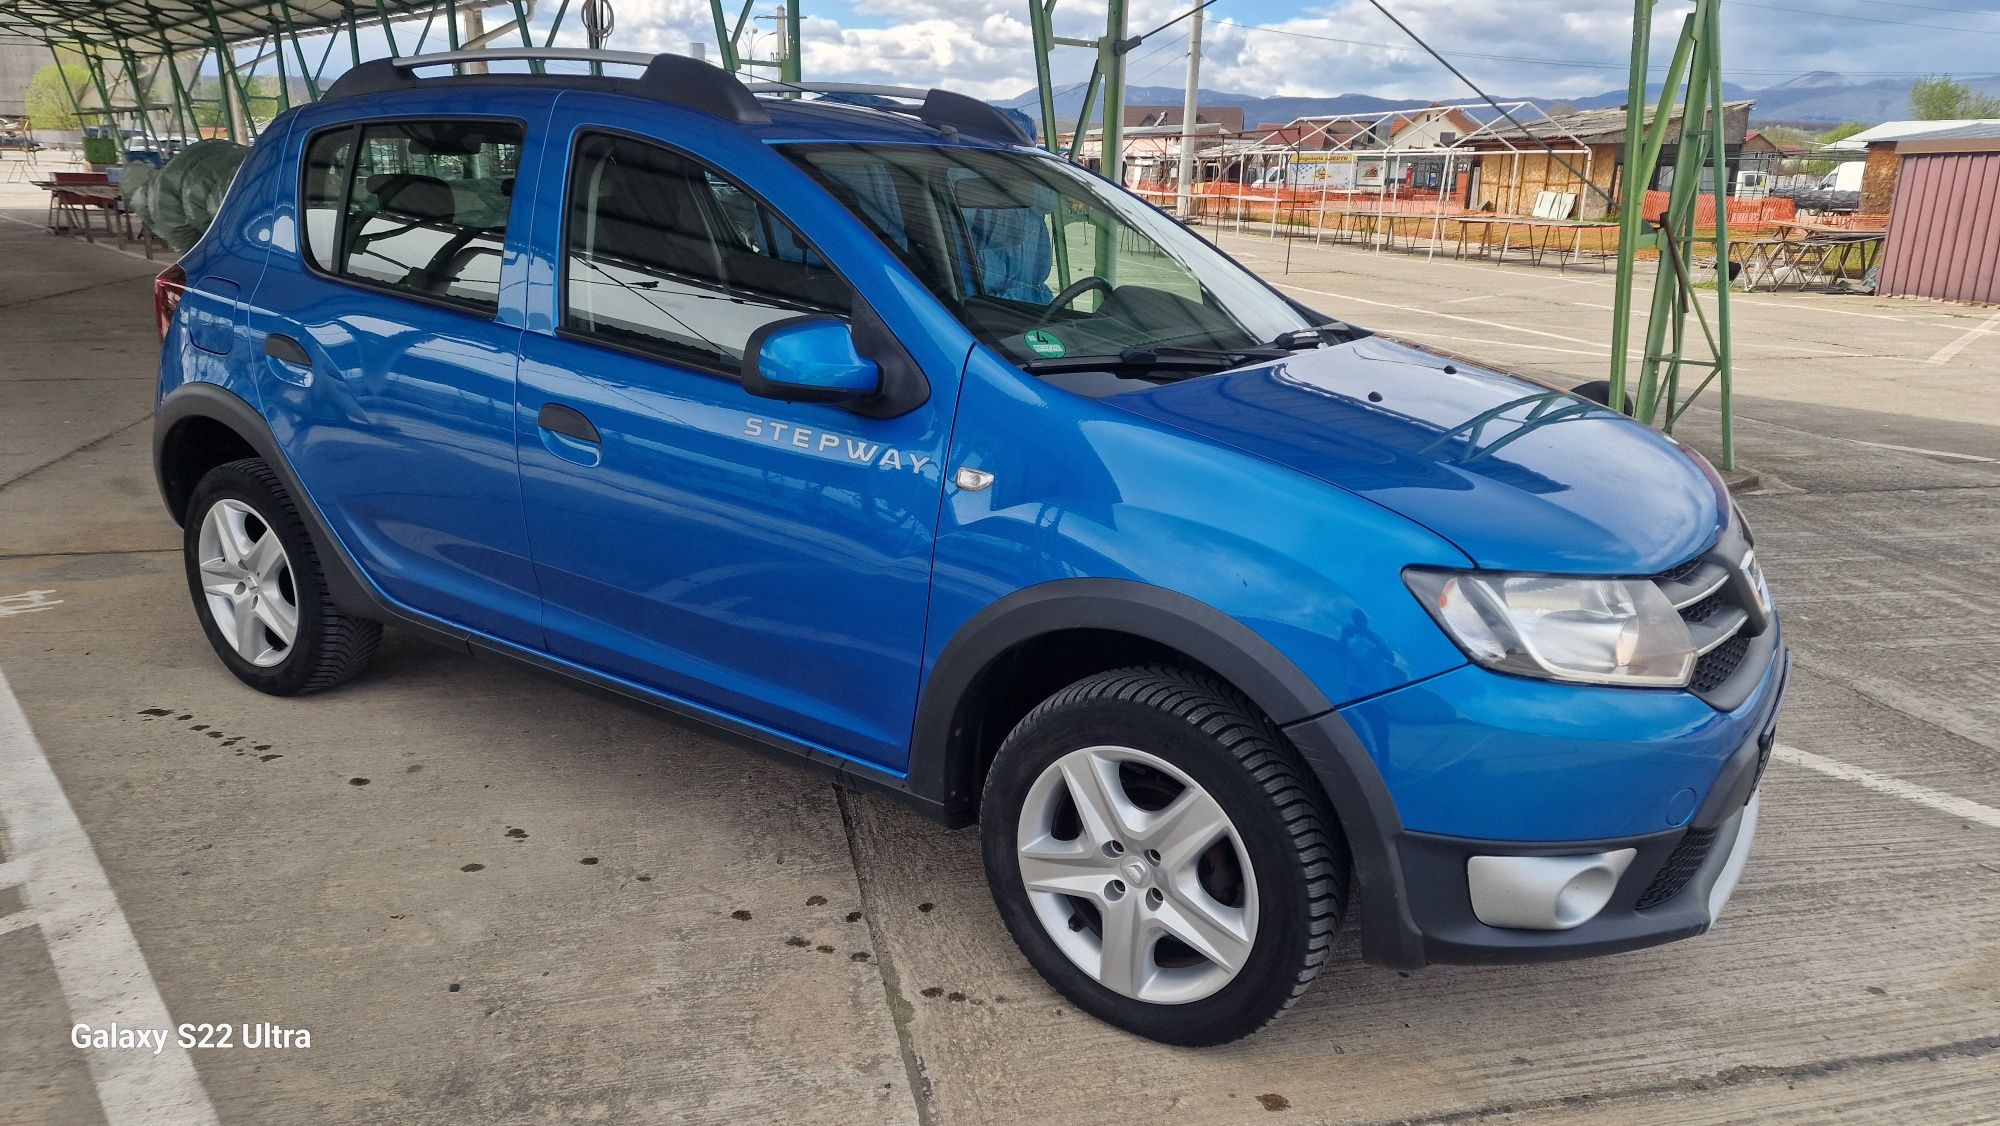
[537,402,600,444]
[263,333,311,366]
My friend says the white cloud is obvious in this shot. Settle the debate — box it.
[584,0,2000,106]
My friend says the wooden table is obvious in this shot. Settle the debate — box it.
[32,180,166,254]
[1454,216,1617,272]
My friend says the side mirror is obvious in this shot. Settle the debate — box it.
[742,315,880,404]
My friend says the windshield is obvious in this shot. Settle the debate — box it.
[783,143,1315,368]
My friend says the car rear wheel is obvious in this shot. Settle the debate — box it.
[980,665,1348,1045]
[183,458,380,695]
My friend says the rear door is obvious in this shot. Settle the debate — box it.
[512,101,957,771]
[250,113,544,645]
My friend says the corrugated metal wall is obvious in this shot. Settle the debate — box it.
[1877,151,2000,306]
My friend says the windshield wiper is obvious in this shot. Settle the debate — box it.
[1117,343,1293,365]
[1020,351,1217,375]
[1019,345,1289,377]
[1265,321,1365,350]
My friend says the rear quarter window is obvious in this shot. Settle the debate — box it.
[299,119,525,311]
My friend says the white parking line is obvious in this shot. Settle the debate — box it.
[1926,308,2000,366]
[0,670,220,1125]
[1773,743,2000,830]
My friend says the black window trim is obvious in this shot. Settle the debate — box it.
[296,114,530,323]
[552,125,869,388]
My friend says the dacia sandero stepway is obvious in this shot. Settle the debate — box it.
[153,49,1787,1045]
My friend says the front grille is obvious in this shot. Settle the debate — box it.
[1652,545,1765,705]
[1681,591,1729,624]
[1656,557,1705,584]
[1692,634,1751,693]
[1635,826,1718,909]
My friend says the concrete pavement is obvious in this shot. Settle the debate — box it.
[2,210,1997,1125]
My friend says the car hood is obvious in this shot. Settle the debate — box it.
[1103,334,1726,574]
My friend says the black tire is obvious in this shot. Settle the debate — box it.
[182,458,380,696]
[980,665,1348,1045]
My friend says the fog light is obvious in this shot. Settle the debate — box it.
[1467,849,1637,931]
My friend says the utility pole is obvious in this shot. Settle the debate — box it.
[1175,4,1203,216]
[463,6,487,73]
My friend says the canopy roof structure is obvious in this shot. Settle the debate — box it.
[0,1,440,52]
[0,0,547,142]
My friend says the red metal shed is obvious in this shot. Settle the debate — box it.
[1875,124,2000,306]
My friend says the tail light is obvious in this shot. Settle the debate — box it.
[155,263,187,342]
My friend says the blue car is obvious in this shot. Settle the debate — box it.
[151,50,1786,1045]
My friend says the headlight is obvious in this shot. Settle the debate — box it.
[1405,568,1696,687]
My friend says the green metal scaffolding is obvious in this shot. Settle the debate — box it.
[1610,0,1737,467]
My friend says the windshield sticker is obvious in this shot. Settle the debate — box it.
[1023,329,1067,358]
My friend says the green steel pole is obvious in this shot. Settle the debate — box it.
[507,0,542,72]
[1070,65,1101,166]
[782,0,801,83]
[157,45,199,141]
[1702,0,1735,468]
[48,44,88,131]
[114,47,159,140]
[80,50,118,142]
[1607,0,1653,414]
[1099,0,1128,187]
[275,4,322,99]
[545,0,573,47]
[375,0,403,56]
[1029,0,1060,153]
[1639,37,1716,424]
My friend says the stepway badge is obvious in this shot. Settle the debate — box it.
[1023,329,1066,358]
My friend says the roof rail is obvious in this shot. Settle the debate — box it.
[742,82,1032,144]
[320,49,1029,143]
[323,49,770,125]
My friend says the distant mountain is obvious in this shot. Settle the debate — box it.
[1001,73,2000,130]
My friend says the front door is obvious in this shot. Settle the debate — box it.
[514,112,953,772]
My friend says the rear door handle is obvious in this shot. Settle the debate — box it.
[537,402,600,444]
[263,333,311,366]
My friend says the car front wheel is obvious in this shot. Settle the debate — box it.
[980,666,1348,1045]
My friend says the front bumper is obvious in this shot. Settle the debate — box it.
[1285,647,1787,969]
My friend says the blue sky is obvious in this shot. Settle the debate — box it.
[263,0,2000,104]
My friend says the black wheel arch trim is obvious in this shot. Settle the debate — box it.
[155,382,384,620]
[911,579,1339,806]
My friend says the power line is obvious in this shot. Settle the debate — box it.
[1843,0,2000,15]
[1357,0,1614,208]
[1135,0,1222,46]
[1210,19,1982,78]
[1729,0,2000,36]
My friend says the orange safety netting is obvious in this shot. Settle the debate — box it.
[1641,190,1796,227]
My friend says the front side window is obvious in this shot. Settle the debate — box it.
[302,119,524,310]
[562,133,850,372]
[786,144,1315,369]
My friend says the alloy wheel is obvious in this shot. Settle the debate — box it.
[1015,745,1260,1004]
[196,498,299,668]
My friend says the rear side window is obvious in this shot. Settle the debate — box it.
[300,120,524,310]
[301,131,351,273]
[562,132,850,373]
